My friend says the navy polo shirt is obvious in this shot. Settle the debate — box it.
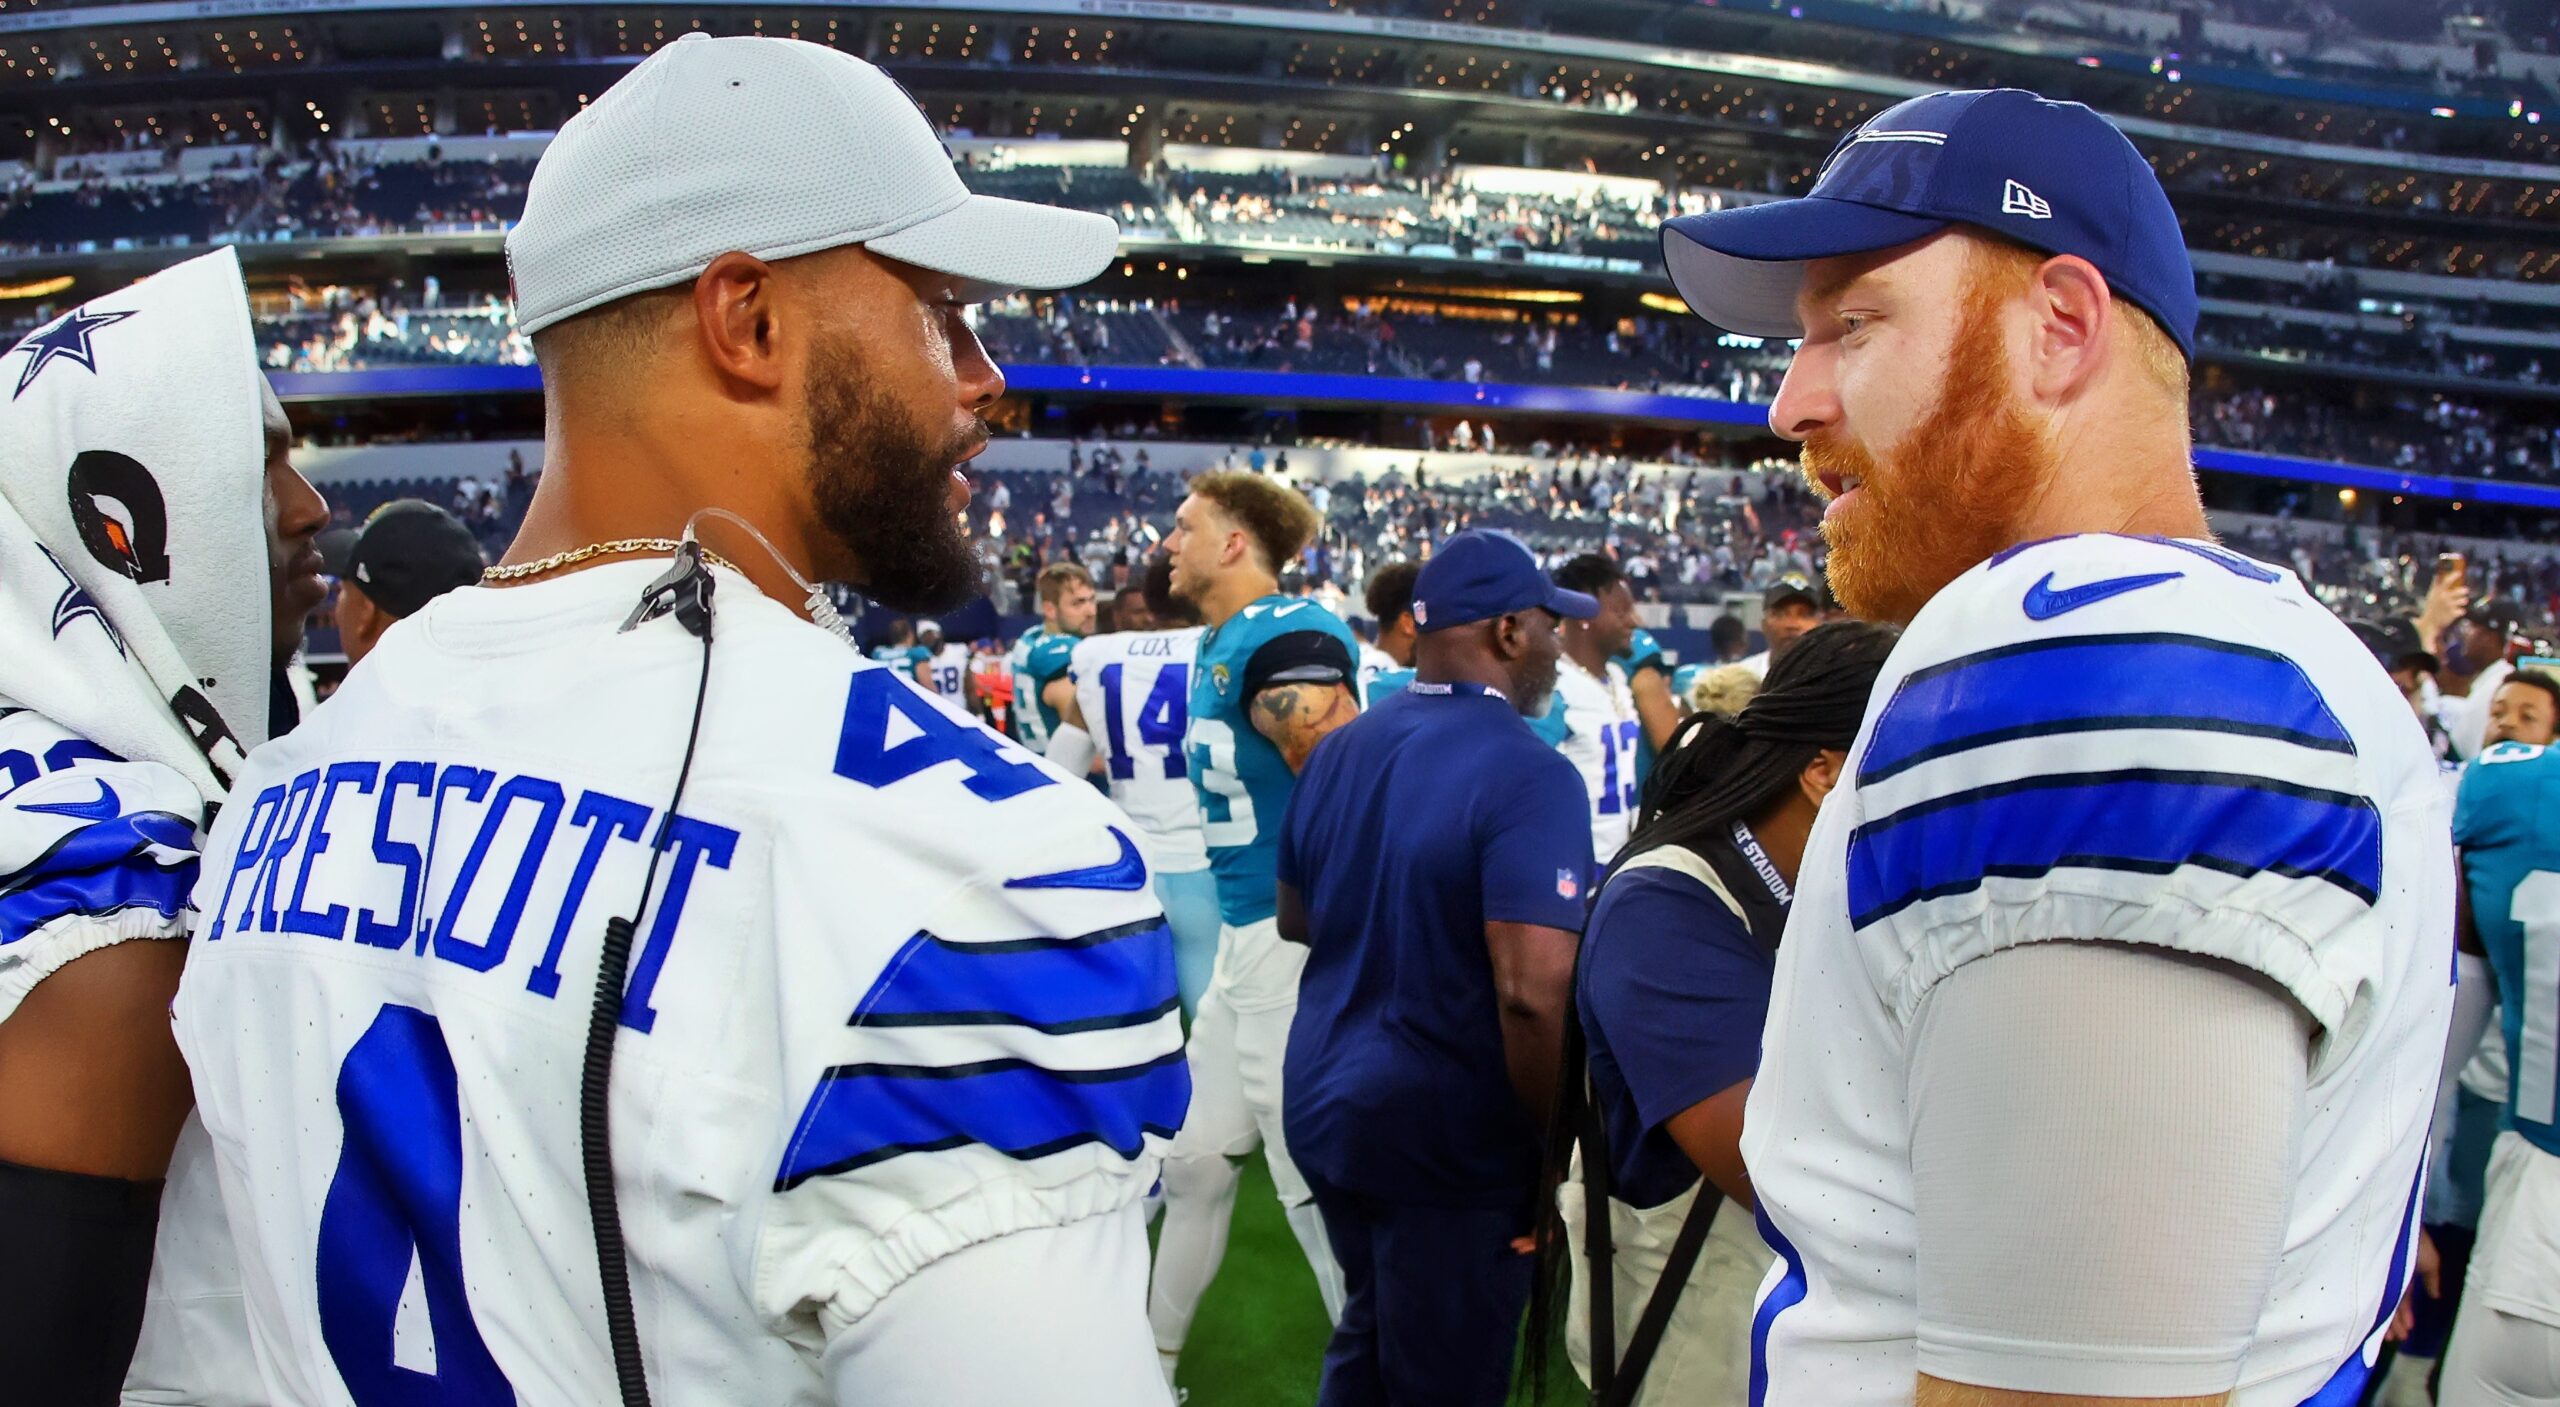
[1577,849,1779,1209]
[1279,681,1595,1206]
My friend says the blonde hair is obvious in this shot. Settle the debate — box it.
[1187,470,1323,574]
[1687,664,1764,719]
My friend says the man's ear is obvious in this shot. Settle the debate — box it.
[692,251,788,393]
[2028,254,2112,404]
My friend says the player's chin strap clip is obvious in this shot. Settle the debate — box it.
[618,540,716,641]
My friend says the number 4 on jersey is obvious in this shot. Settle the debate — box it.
[835,670,1053,802]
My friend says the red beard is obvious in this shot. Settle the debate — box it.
[1802,283,2056,627]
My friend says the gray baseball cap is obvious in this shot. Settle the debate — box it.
[506,33,1121,335]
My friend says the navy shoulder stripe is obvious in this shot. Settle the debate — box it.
[1846,767,2382,928]
[1861,633,2354,785]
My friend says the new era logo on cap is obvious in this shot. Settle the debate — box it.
[1657,88,2200,361]
[2001,179,2053,220]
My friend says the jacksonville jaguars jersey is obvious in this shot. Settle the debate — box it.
[1184,595,1358,928]
[1616,627,1670,784]
[1669,661,1706,706]
[1008,625,1079,750]
[167,562,1184,1404]
[1073,628,1209,876]
[918,642,971,707]
[2456,740,2560,1159]
[0,699,203,1024]
[1745,534,2454,1404]
[1555,658,1642,862]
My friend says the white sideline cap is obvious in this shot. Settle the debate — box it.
[507,33,1121,336]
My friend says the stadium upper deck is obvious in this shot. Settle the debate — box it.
[0,0,2552,537]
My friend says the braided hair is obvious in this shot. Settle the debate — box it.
[1523,620,1897,1399]
[1613,619,1901,874]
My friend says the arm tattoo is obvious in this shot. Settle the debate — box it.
[1252,683,1357,773]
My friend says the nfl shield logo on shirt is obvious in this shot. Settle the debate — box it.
[1556,869,1579,900]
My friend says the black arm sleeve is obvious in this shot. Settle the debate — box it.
[1243,629,1355,700]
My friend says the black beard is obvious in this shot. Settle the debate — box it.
[804,339,986,614]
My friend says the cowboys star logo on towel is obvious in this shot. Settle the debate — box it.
[11,306,136,400]
[37,542,124,656]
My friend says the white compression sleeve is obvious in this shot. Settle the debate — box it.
[1907,942,2314,1398]
[823,1205,1170,1407]
[2432,951,2498,1199]
[1046,723,1100,777]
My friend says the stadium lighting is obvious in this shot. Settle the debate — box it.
[2338,488,2356,508]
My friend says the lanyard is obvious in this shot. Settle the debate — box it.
[1407,679,1509,704]
[1731,820,1792,907]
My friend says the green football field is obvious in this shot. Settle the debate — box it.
[1168,1156,1576,1406]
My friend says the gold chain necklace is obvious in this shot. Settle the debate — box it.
[481,538,740,584]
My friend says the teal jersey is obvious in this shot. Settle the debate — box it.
[1615,627,1671,784]
[1669,661,1706,706]
[1006,626,1079,748]
[868,643,911,665]
[2456,740,2560,1158]
[1369,666,1569,746]
[1185,595,1360,927]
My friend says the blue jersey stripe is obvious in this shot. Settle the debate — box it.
[0,810,199,945]
[852,917,1177,1033]
[1748,1203,1808,1407]
[1863,634,2353,784]
[1847,770,2382,928]
[775,1050,1188,1190]
[0,855,195,944]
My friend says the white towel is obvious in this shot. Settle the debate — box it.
[0,248,271,810]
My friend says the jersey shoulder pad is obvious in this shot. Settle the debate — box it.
[1530,694,1572,748]
[1617,627,1667,675]
[1851,534,2386,1033]
[2456,741,2556,848]
[1027,631,1078,680]
[1233,596,1356,651]
[0,707,203,947]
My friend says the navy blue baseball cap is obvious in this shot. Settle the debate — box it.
[1661,88,2198,360]
[1411,530,1598,633]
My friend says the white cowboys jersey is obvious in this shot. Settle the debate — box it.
[0,698,203,1023]
[920,642,971,706]
[1745,534,2454,1404]
[1071,629,1209,876]
[168,562,1184,1404]
[1555,658,1642,863]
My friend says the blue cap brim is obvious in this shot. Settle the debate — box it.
[1547,586,1600,621]
[1661,198,1951,339]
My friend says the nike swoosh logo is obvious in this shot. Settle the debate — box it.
[2021,570,2183,620]
[1272,603,1309,617]
[1004,827,1148,892]
[21,779,120,823]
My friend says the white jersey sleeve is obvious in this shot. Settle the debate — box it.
[0,698,204,1025]
[1845,535,2406,1050]
[755,740,1186,1336]
[1070,630,1209,876]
